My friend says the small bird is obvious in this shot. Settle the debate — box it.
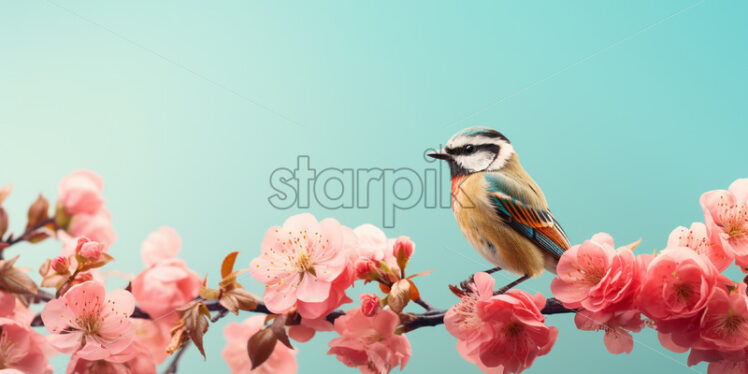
[428,127,570,287]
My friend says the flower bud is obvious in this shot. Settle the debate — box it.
[393,236,415,271]
[360,293,380,317]
[355,260,379,281]
[78,241,105,260]
[26,194,49,230]
[50,256,69,274]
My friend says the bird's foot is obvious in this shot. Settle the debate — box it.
[459,274,475,292]
[494,274,530,295]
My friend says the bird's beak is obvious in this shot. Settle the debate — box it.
[427,149,451,161]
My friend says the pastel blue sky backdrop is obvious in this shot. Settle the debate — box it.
[1,0,747,373]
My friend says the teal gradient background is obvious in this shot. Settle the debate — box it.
[1,1,747,373]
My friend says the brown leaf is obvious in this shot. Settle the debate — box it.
[218,288,257,315]
[199,286,221,300]
[77,253,114,272]
[38,259,70,289]
[270,314,293,349]
[264,314,276,325]
[53,203,72,231]
[26,194,49,230]
[407,279,420,301]
[387,279,411,314]
[0,256,38,295]
[178,301,211,359]
[379,283,391,294]
[221,251,239,279]
[406,269,434,279]
[0,207,8,238]
[26,231,49,244]
[166,318,188,355]
[247,327,277,369]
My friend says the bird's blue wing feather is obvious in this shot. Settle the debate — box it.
[484,174,570,258]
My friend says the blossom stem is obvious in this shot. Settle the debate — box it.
[0,217,57,259]
[163,344,189,374]
[413,297,436,311]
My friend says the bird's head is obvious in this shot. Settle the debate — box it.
[428,127,514,178]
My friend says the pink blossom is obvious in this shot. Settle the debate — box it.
[668,222,733,272]
[66,341,157,374]
[296,265,355,320]
[701,178,748,269]
[355,260,378,280]
[140,227,182,267]
[639,247,727,321]
[133,316,174,364]
[328,307,411,374]
[249,214,357,317]
[41,281,135,360]
[67,209,117,248]
[51,255,70,273]
[58,170,105,215]
[687,347,748,370]
[76,237,106,260]
[574,309,643,354]
[288,317,334,343]
[392,236,414,260]
[445,272,499,365]
[0,291,35,325]
[551,233,642,313]
[475,289,558,374]
[708,359,748,374]
[0,318,53,374]
[131,227,201,318]
[354,224,399,270]
[696,283,748,351]
[222,315,297,374]
[656,315,703,353]
[354,224,391,261]
[392,237,414,258]
[359,293,381,317]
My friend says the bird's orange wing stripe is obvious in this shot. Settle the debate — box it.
[490,192,570,250]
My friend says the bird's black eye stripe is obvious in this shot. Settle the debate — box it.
[445,144,499,156]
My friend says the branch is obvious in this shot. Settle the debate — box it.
[29,290,575,333]
[25,275,575,373]
[163,344,188,374]
[0,217,57,258]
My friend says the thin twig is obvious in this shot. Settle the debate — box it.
[163,344,189,374]
[0,217,57,259]
[28,277,576,334]
[413,297,436,311]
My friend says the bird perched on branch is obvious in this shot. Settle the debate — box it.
[428,127,570,288]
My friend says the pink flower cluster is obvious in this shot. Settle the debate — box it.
[131,227,202,363]
[551,233,647,354]
[550,179,748,372]
[41,281,157,374]
[445,272,558,374]
[57,170,117,249]
[37,225,201,373]
[328,308,411,374]
[222,316,297,374]
[0,291,53,374]
[248,214,417,374]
